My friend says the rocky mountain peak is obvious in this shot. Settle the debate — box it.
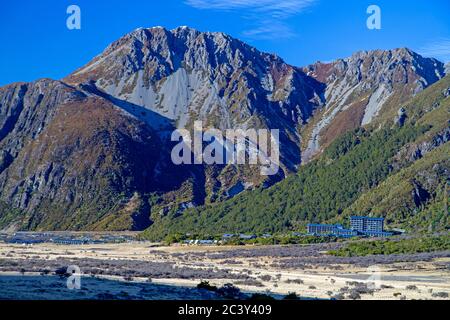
[306,48,445,89]
[301,48,445,162]
[61,26,326,207]
[64,26,323,142]
[66,26,275,86]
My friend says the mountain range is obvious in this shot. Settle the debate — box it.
[0,26,448,235]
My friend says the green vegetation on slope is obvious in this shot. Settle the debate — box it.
[0,201,25,230]
[328,234,450,257]
[142,76,450,240]
[142,124,430,240]
[343,76,450,231]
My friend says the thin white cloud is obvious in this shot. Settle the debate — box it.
[418,38,450,63]
[242,22,296,40]
[185,0,317,39]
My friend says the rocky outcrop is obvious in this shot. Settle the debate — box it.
[409,127,450,162]
[443,87,450,98]
[396,107,407,127]
[411,180,431,208]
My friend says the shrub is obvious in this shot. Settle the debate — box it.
[283,292,301,300]
[197,281,218,292]
[348,291,361,300]
[249,293,275,300]
[330,235,450,257]
[259,275,272,282]
[235,278,265,287]
[285,279,304,285]
[432,292,449,299]
[217,284,242,300]
[380,285,394,289]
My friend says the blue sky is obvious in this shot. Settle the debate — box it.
[0,0,449,86]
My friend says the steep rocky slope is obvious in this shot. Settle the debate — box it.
[0,93,164,230]
[0,79,85,162]
[301,49,445,162]
[65,26,325,171]
[0,27,325,230]
[344,74,450,231]
[0,80,194,230]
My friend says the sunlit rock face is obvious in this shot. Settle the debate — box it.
[0,26,445,231]
[302,48,445,162]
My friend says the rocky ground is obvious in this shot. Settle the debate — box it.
[0,242,449,300]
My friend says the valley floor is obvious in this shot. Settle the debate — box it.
[0,241,449,300]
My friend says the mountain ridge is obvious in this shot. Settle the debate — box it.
[0,26,448,232]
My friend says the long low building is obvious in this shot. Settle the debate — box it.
[307,224,358,238]
[307,216,393,238]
